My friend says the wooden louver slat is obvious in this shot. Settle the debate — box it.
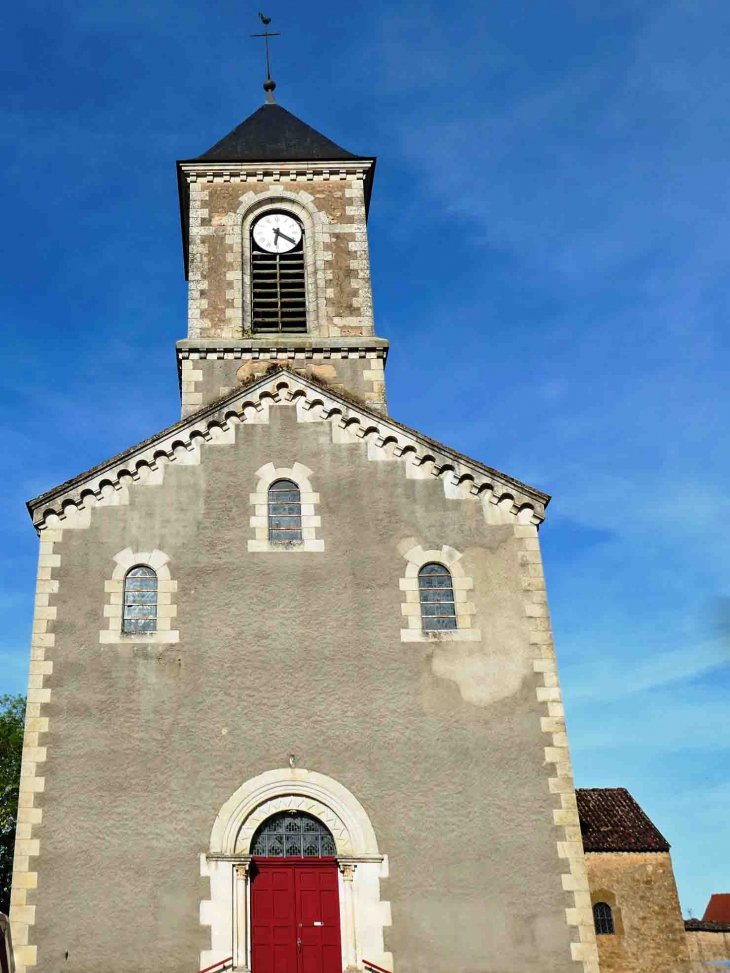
[252,248,307,334]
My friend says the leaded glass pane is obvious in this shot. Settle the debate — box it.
[420,589,456,604]
[593,903,615,935]
[419,575,452,589]
[423,616,458,631]
[418,563,457,632]
[421,602,456,617]
[123,565,158,634]
[250,812,336,858]
[128,566,156,578]
[268,480,302,542]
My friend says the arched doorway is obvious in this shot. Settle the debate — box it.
[250,812,341,973]
[202,768,391,973]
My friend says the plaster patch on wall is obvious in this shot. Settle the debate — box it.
[429,642,523,707]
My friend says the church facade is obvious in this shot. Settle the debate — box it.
[10,93,600,973]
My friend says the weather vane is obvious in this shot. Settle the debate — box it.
[252,12,281,103]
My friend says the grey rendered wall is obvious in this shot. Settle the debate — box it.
[23,406,581,973]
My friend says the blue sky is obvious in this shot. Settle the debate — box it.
[2,0,729,916]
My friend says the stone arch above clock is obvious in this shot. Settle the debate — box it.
[176,100,388,417]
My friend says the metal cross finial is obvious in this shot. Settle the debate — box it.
[251,12,282,103]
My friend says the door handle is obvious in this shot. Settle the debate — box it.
[297,938,302,952]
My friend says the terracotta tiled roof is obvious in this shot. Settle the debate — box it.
[575,787,670,852]
[703,894,730,923]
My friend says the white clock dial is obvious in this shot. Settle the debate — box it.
[252,213,302,253]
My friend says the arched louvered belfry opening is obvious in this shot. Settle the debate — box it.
[251,211,307,334]
[593,901,615,935]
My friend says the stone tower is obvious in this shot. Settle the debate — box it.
[11,86,600,973]
[177,102,387,417]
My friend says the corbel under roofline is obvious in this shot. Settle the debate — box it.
[27,366,550,533]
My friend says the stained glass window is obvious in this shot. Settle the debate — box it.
[123,566,158,634]
[250,812,337,858]
[418,563,457,631]
[593,902,615,935]
[268,480,302,542]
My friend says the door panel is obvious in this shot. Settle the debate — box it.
[252,861,342,973]
[252,865,297,973]
[295,866,342,973]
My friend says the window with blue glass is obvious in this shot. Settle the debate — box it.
[122,566,158,633]
[268,479,302,542]
[418,563,457,631]
[250,812,336,857]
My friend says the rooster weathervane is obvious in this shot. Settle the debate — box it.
[251,12,282,101]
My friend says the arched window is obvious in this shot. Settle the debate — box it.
[251,211,306,334]
[418,563,457,631]
[593,902,615,935]
[268,480,302,542]
[122,566,158,633]
[251,811,337,858]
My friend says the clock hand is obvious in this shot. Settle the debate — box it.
[277,230,296,245]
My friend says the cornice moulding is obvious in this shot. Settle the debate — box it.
[180,159,375,183]
[27,367,550,532]
[176,337,390,359]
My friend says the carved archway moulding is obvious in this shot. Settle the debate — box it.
[209,767,380,859]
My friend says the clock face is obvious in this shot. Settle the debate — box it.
[253,213,303,253]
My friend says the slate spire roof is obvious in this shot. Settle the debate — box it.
[194,103,364,163]
[575,787,670,852]
[176,100,375,277]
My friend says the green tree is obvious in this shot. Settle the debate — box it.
[0,695,25,914]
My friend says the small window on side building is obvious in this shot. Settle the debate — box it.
[593,902,615,935]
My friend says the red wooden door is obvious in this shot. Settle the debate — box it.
[296,865,341,973]
[251,861,342,973]
[251,864,298,973]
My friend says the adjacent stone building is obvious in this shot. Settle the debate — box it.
[8,89,600,973]
[685,896,730,972]
[576,788,690,973]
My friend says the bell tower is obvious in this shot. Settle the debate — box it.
[176,84,387,417]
